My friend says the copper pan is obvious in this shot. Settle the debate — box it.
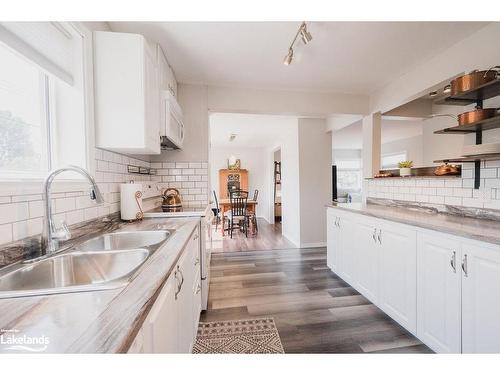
[451,66,500,96]
[458,108,500,126]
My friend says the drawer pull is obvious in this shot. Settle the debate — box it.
[372,228,377,243]
[194,258,200,266]
[377,229,382,245]
[462,254,468,277]
[196,285,201,294]
[450,251,457,273]
[193,233,199,240]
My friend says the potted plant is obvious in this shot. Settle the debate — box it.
[398,161,413,177]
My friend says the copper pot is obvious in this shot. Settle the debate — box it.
[434,163,461,176]
[458,108,500,126]
[451,67,499,96]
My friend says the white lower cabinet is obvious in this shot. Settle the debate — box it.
[327,206,500,353]
[131,229,201,353]
[462,243,500,353]
[417,232,461,353]
[378,222,416,334]
[326,211,339,272]
[354,220,379,304]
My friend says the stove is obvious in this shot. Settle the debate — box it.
[143,204,213,311]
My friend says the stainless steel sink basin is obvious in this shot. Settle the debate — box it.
[0,230,173,299]
[0,249,149,299]
[74,230,171,252]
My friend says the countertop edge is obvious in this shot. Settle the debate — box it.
[326,203,500,246]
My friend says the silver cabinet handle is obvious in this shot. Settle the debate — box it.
[450,250,457,273]
[194,257,200,266]
[196,284,201,294]
[337,218,341,228]
[193,233,199,240]
[462,254,468,277]
[372,228,377,243]
[377,229,382,245]
[174,265,185,299]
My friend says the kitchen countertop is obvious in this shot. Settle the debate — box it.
[327,202,500,246]
[0,216,199,353]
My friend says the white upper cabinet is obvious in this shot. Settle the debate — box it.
[462,242,500,353]
[93,31,160,155]
[157,44,177,97]
[417,232,461,353]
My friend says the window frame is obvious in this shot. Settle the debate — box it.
[335,158,362,192]
[0,22,96,196]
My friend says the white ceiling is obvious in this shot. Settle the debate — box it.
[210,113,297,148]
[109,21,487,94]
[333,119,424,149]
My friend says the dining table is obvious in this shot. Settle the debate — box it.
[218,198,258,236]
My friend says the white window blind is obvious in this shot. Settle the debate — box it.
[0,22,75,85]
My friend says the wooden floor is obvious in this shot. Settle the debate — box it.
[212,218,295,253]
[202,247,432,353]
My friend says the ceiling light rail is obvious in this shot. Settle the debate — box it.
[283,22,312,65]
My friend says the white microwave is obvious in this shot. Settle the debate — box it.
[160,90,184,150]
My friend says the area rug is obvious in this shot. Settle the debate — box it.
[192,317,285,354]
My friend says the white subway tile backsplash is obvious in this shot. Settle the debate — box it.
[0,203,29,225]
[0,224,13,244]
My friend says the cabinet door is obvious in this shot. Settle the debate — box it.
[176,248,196,353]
[143,273,178,353]
[326,210,339,272]
[337,215,357,286]
[417,232,461,353]
[128,329,145,353]
[462,243,500,353]
[143,41,160,154]
[354,219,379,304]
[378,222,417,334]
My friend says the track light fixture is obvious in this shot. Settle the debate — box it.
[283,22,313,65]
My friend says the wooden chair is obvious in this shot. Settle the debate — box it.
[212,190,222,231]
[247,189,259,234]
[228,190,249,238]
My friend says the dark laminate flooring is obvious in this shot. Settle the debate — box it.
[212,219,296,253]
[201,247,433,354]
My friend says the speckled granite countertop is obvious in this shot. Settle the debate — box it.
[0,217,199,353]
[327,201,500,247]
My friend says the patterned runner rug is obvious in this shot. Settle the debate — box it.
[192,317,285,354]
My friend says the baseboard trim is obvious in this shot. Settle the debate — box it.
[300,242,326,248]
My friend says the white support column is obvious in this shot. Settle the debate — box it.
[362,112,382,179]
[362,112,381,203]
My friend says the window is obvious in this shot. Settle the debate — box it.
[336,159,362,191]
[381,152,407,169]
[0,22,88,180]
[0,45,50,177]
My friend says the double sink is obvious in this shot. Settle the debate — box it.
[0,230,172,299]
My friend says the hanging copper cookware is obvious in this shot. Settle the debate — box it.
[450,66,500,96]
[458,107,500,126]
[434,163,461,177]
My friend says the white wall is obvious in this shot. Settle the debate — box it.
[298,118,331,247]
[381,135,423,167]
[210,146,271,221]
[279,121,301,247]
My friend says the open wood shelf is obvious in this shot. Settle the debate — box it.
[434,79,500,106]
[367,166,461,179]
[434,115,500,134]
[434,154,500,163]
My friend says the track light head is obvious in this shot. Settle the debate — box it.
[300,24,312,44]
[283,48,294,65]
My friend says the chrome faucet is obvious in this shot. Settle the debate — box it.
[42,165,104,255]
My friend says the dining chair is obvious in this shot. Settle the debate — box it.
[246,189,259,235]
[228,190,249,238]
[212,190,222,231]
